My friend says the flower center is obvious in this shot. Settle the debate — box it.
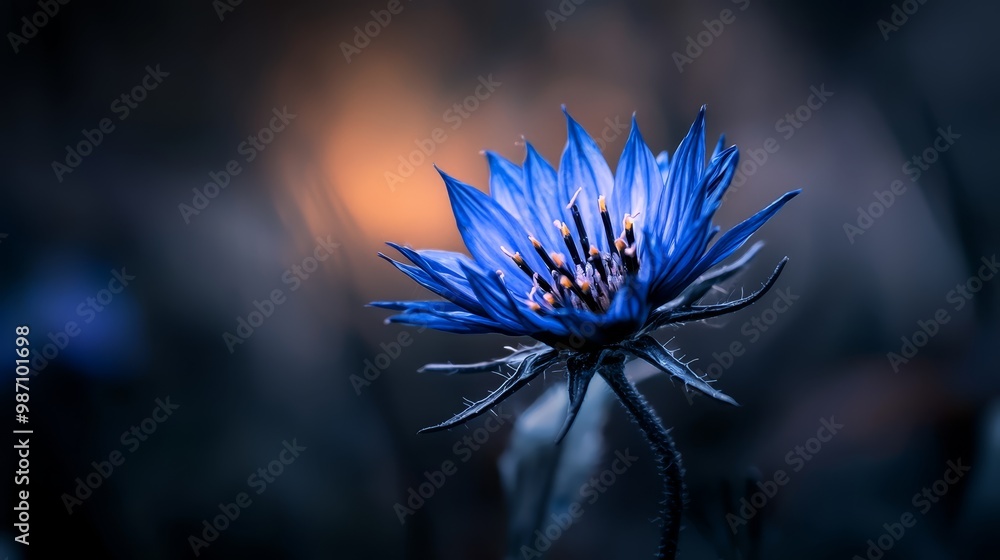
[502,189,639,314]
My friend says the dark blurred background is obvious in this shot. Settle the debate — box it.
[2,0,998,558]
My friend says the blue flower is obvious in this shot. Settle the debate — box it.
[373,106,799,437]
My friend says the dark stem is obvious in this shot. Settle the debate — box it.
[600,358,684,560]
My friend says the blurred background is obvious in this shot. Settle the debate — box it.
[2,0,999,558]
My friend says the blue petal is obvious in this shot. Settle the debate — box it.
[485,151,527,222]
[459,262,536,335]
[711,134,726,161]
[522,142,565,251]
[370,300,462,313]
[440,169,549,294]
[385,310,508,334]
[377,254,453,302]
[543,281,648,346]
[655,151,670,184]
[703,145,739,205]
[654,145,740,279]
[383,244,484,313]
[695,190,801,273]
[611,115,662,240]
[651,106,706,248]
[559,107,614,253]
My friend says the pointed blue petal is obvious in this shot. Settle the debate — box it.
[384,245,483,313]
[696,190,800,273]
[485,151,527,221]
[559,107,614,252]
[522,142,565,251]
[370,300,462,313]
[655,151,670,184]
[701,146,740,217]
[711,134,726,161]
[440,169,548,293]
[611,115,662,237]
[385,310,507,334]
[657,145,740,280]
[651,106,706,247]
[458,262,535,335]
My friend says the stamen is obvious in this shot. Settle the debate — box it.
[543,292,560,308]
[588,246,608,282]
[622,246,639,274]
[623,214,636,246]
[501,246,552,292]
[532,273,554,294]
[530,236,561,274]
[560,275,600,312]
[516,195,638,315]
[550,251,565,270]
[614,238,627,254]
[569,204,591,257]
[599,195,618,256]
[556,220,583,268]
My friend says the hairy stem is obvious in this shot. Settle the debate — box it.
[600,359,684,560]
